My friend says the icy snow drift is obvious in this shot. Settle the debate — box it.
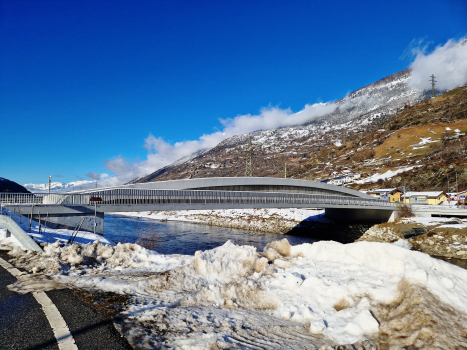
[4,238,467,349]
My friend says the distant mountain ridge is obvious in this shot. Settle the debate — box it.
[23,179,95,193]
[0,177,31,193]
[131,68,429,183]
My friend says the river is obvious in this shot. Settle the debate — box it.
[104,214,316,255]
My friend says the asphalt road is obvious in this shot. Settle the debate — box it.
[0,250,132,350]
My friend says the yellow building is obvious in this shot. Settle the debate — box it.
[389,189,402,203]
[366,188,395,200]
[403,191,447,205]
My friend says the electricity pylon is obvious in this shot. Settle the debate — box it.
[245,134,253,177]
[429,74,437,98]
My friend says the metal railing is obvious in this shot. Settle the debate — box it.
[1,189,396,209]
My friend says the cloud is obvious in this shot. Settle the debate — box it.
[97,101,338,185]
[86,172,101,180]
[104,156,133,174]
[408,38,467,91]
[400,37,432,61]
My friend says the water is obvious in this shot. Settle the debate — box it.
[104,214,317,255]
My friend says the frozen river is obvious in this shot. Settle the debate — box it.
[104,214,317,255]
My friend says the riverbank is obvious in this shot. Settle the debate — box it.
[357,216,467,260]
[111,208,327,234]
[113,209,467,260]
[110,208,372,243]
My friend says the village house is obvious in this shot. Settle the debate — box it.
[322,169,360,186]
[402,191,447,205]
[389,189,402,203]
[366,188,395,200]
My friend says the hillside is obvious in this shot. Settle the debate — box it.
[0,177,31,193]
[344,86,467,192]
[131,69,428,183]
[132,71,466,194]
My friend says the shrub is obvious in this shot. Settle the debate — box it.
[398,203,414,218]
[135,224,160,250]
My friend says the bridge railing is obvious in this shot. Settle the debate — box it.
[1,189,396,209]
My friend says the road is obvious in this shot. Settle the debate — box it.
[0,250,132,350]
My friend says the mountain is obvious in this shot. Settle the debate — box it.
[342,86,467,192]
[132,69,430,183]
[23,180,95,193]
[0,177,31,193]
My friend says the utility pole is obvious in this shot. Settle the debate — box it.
[456,169,458,194]
[284,163,287,178]
[429,74,437,98]
[245,134,253,177]
[48,175,52,194]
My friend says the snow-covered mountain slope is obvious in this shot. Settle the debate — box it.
[133,69,427,183]
[24,180,95,193]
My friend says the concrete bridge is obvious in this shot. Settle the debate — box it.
[1,178,398,235]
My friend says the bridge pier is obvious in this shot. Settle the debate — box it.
[324,208,397,224]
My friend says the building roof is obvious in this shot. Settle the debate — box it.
[403,191,446,198]
[367,188,396,194]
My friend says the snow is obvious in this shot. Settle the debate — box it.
[112,208,328,225]
[356,166,416,184]
[414,136,439,146]
[0,228,23,249]
[401,216,467,226]
[0,212,112,250]
[23,180,95,193]
[3,236,467,348]
[404,191,444,198]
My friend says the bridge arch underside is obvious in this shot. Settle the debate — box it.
[324,208,396,224]
[185,184,352,196]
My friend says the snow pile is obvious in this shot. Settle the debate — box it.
[7,240,190,274]
[260,239,467,346]
[140,241,277,310]
[3,238,467,348]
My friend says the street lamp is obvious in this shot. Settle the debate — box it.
[48,175,52,194]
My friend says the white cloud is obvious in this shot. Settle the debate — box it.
[409,38,467,91]
[99,101,338,185]
[33,38,467,190]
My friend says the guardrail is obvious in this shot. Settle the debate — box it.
[1,189,396,209]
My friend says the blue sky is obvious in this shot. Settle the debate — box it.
[1,0,466,186]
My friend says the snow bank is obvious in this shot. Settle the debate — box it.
[4,238,467,348]
[260,239,467,346]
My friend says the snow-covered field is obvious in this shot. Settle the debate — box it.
[3,233,467,349]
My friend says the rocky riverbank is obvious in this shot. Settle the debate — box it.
[113,208,372,243]
[357,217,467,260]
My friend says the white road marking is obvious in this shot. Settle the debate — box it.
[0,256,78,350]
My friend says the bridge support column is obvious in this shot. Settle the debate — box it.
[324,208,396,224]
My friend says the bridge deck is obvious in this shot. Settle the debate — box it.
[2,189,395,215]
